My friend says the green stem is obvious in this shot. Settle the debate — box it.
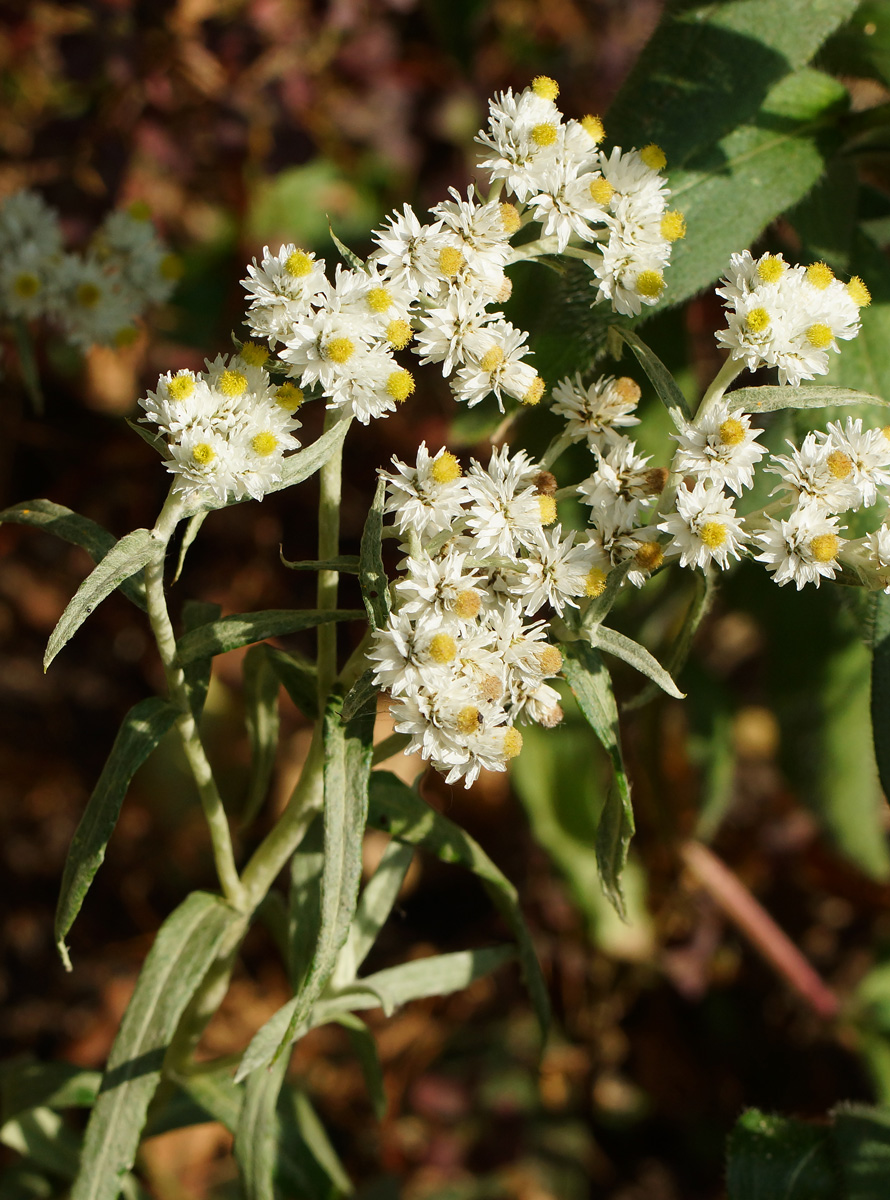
[540,430,574,470]
[144,490,245,910]
[696,355,744,419]
[371,731,410,766]
[317,411,345,711]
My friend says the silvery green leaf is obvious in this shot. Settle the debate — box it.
[241,645,281,826]
[175,609,365,664]
[359,476,390,630]
[726,384,887,413]
[592,625,685,699]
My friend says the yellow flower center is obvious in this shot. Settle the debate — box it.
[325,337,355,364]
[523,376,545,405]
[700,521,727,549]
[252,431,278,456]
[531,122,558,147]
[806,261,834,290]
[806,323,832,349]
[634,542,664,571]
[499,203,521,234]
[385,369,415,403]
[615,377,641,403]
[427,632,457,664]
[636,270,664,298]
[757,255,785,284]
[219,368,248,396]
[538,495,557,524]
[538,645,563,675]
[480,346,505,373]
[640,143,667,170]
[276,381,303,409]
[847,276,871,307]
[192,442,215,465]
[285,249,312,277]
[746,307,770,333]
[502,727,523,759]
[239,341,269,367]
[827,449,853,479]
[13,272,40,298]
[128,200,152,220]
[438,246,465,277]
[589,178,615,206]
[386,318,413,349]
[160,253,183,281]
[718,418,746,446]
[167,373,195,401]
[76,282,101,309]
[431,452,461,483]
[452,590,481,619]
[456,706,483,735]
[367,286,392,313]
[810,533,839,563]
[660,211,686,241]
[585,568,607,597]
[581,114,605,143]
[531,75,559,101]
[114,325,139,348]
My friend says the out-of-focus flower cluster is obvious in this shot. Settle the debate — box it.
[0,192,178,349]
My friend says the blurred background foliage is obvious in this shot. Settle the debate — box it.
[10,1,890,1197]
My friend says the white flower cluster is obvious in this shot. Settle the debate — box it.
[716,251,870,386]
[370,442,609,786]
[0,192,178,349]
[138,346,302,504]
[239,77,678,425]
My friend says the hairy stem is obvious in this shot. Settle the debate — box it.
[696,355,744,419]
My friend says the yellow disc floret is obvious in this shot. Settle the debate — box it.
[480,346,505,373]
[538,495,557,525]
[76,282,101,308]
[806,323,833,349]
[810,533,839,563]
[114,326,139,348]
[538,645,563,675]
[275,381,303,409]
[589,178,615,207]
[438,246,465,277]
[386,318,413,349]
[700,521,727,549]
[219,368,248,396]
[428,632,457,664]
[581,114,605,143]
[827,449,853,479]
[431,452,461,484]
[192,442,215,465]
[251,431,278,456]
[660,211,686,241]
[160,253,184,281]
[367,286,392,313]
[167,373,195,401]
[531,75,559,101]
[523,376,545,406]
[531,122,558,147]
[615,377,641,403]
[13,272,40,299]
[718,418,746,446]
[757,255,785,284]
[634,542,664,572]
[386,369,415,403]
[585,568,607,597]
[128,200,152,221]
[500,203,521,234]
[746,307,770,333]
[847,276,871,307]
[456,705,483,735]
[452,590,481,620]
[239,341,269,367]
[636,270,664,298]
[325,337,355,364]
[641,143,667,170]
[502,727,523,759]
[806,261,835,290]
[285,249,312,277]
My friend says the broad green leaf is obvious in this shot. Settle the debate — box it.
[727,1108,836,1200]
[359,476,390,631]
[611,328,691,425]
[833,1102,890,1200]
[656,69,849,312]
[265,646,318,719]
[241,645,281,825]
[45,528,157,670]
[234,1052,288,1200]
[592,625,685,699]
[0,1063,101,1122]
[335,1015,387,1121]
[281,555,361,573]
[70,892,244,1200]
[268,415,352,495]
[0,1108,81,1180]
[786,158,860,273]
[55,698,178,969]
[172,511,207,584]
[727,384,886,413]
[366,771,549,1036]
[0,501,146,610]
[871,590,890,809]
[239,692,375,1080]
[562,643,635,915]
[820,2,890,89]
[606,0,859,166]
[175,608,365,664]
[180,600,222,719]
[821,230,890,405]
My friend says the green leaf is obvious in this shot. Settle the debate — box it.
[356,946,514,1011]
[0,1162,56,1200]
[239,692,375,1080]
[335,1015,387,1121]
[176,1069,243,1134]
[268,416,352,496]
[288,813,325,990]
[562,643,635,915]
[341,669,379,723]
[727,384,887,413]
[832,1102,890,1200]
[592,625,685,699]
[606,0,859,166]
[821,230,890,404]
[344,839,414,975]
[366,771,549,1036]
[328,223,367,273]
[175,609,365,664]
[55,698,178,969]
[44,528,157,670]
[0,501,146,611]
[611,328,691,425]
[234,1053,288,1200]
[125,419,169,459]
[280,555,361,573]
[70,892,244,1200]
[0,1108,81,1180]
[873,590,890,809]
[12,318,45,416]
[359,476,390,631]
[280,1088,354,1197]
[820,2,890,89]
[726,1107,836,1200]
[241,645,281,826]
[265,646,318,719]
[180,600,222,719]
[0,1062,101,1122]
[172,511,207,584]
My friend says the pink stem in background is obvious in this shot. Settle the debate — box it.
[679,840,841,1021]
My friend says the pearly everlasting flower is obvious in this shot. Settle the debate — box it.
[520,527,601,614]
[821,418,890,508]
[452,321,541,410]
[577,434,663,525]
[464,445,546,556]
[383,444,468,540]
[865,526,890,592]
[754,507,846,589]
[414,290,501,376]
[767,431,861,514]
[673,403,766,496]
[369,205,449,296]
[551,373,641,447]
[659,482,748,571]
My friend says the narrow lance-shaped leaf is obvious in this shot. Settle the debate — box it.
[175,608,365,665]
[591,624,685,700]
[45,528,158,670]
[234,1051,289,1200]
[70,892,244,1200]
[0,1062,102,1122]
[611,327,692,425]
[265,646,318,720]
[341,669,379,724]
[173,511,208,584]
[0,500,147,610]
[872,590,890,807]
[335,1015,387,1122]
[280,554,361,573]
[0,1107,82,1181]
[268,414,352,495]
[343,839,413,976]
[562,643,635,916]
[288,813,324,990]
[55,698,178,970]
[359,475,390,630]
[366,771,550,1036]
[355,946,515,1013]
[280,1088,354,1198]
[241,645,281,826]
[726,384,887,413]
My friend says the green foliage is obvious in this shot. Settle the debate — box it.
[359,476,390,631]
[241,646,282,825]
[174,608,365,664]
[612,327,691,425]
[726,384,887,412]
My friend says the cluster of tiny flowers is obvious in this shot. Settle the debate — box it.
[0,191,178,349]
[716,251,870,386]
[238,77,678,425]
[369,443,611,786]
[138,346,302,504]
